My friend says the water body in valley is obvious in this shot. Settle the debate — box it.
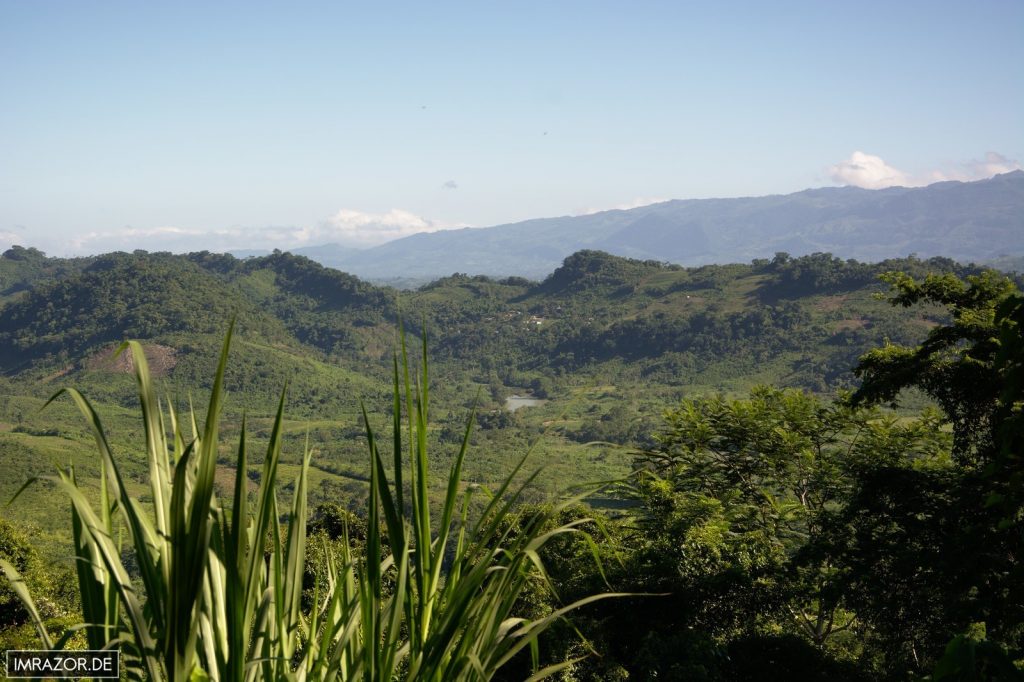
[504,395,546,412]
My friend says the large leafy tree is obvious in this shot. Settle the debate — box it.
[641,388,948,645]
[841,271,1024,677]
[852,270,1019,464]
[576,387,945,680]
[994,292,1024,516]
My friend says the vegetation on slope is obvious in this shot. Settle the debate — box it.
[0,248,996,542]
[2,248,1023,678]
[3,327,618,680]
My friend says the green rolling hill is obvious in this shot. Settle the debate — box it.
[0,246,1007,553]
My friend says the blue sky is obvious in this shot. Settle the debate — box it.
[1,1,1021,255]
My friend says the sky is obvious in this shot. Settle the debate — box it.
[1,0,1022,256]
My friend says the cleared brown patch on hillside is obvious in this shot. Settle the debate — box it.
[815,295,848,312]
[356,323,396,360]
[84,344,178,377]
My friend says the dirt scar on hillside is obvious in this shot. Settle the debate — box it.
[84,344,178,377]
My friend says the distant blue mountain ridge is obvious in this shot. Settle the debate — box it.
[248,171,1024,281]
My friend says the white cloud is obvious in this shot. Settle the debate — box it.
[575,197,668,216]
[71,225,214,253]
[926,151,1022,183]
[1,225,27,251]
[829,151,1022,189]
[828,151,914,189]
[66,208,468,255]
[320,208,461,247]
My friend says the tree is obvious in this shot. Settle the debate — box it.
[993,293,1024,515]
[0,517,75,647]
[843,271,1024,676]
[0,518,46,628]
[640,387,948,653]
[852,270,1020,464]
[530,386,948,679]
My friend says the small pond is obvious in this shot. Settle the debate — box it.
[504,395,547,412]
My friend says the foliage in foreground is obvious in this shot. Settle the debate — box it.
[508,271,1024,680]
[4,264,1024,680]
[1,324,616,681]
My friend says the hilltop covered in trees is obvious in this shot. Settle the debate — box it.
[1,248,1022,678]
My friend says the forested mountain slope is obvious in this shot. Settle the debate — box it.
[0,247,994,397]
[2,246,1022,679]
[308,171,1024,280]
[0,247,991,494]
[0,247,1001,507]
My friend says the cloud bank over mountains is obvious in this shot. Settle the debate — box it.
[2,152,1019,257]
[48,209,467,256]
[322,209,463,247]
[829,151,1021,189]
[828,152,912,190]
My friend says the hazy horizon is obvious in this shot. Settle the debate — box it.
[2,1,1022,257]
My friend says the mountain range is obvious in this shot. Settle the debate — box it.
[268,171,1024,282]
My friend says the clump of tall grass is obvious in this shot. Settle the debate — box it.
[2,323,617,680]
